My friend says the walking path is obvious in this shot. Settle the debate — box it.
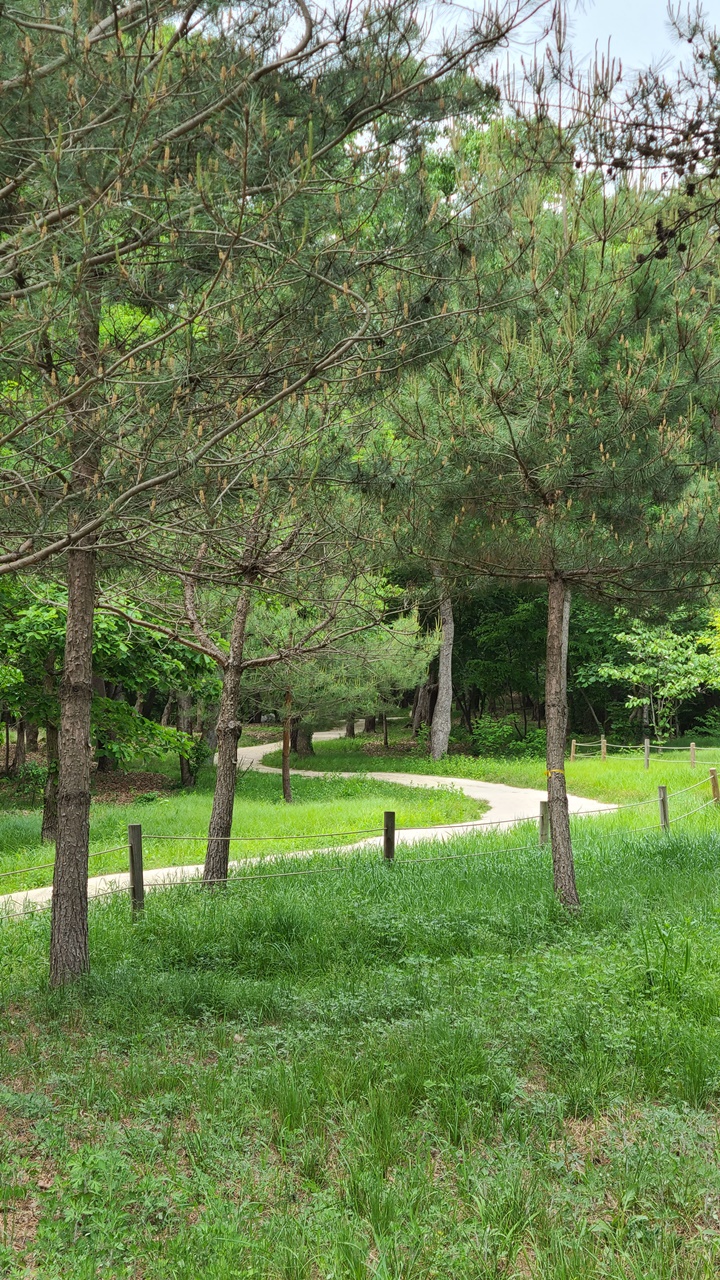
[1,728,612,916]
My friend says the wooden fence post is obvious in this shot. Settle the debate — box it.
[690,742,696,769]
[710,768,720,804]
[539,800,549,846]
[644,738,650,770]
[601,735,607,761]
[658,786,670,832]
[570,739,576,762]
[383,811,395,862]
[128,823,145,912]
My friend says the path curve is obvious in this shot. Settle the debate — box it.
[1,727,613,916]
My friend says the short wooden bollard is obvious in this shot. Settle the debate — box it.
[601,735,607,761]
[644,738,650,770]
[658,785,670,832]
[383,811,395,861]
[539,800,549,846]
[128,823,145,912]
[690,742,696,769]
[711,768,720,804]
[570,740,576,762]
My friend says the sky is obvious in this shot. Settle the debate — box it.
[559,0,712,74]
[508,0,720,80]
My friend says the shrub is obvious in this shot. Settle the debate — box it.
[694,707,720,739]
[470,717,546,758]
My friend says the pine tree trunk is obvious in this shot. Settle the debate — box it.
[296,724,314,756]
[413,680,431,735]
[41,653,59,844]
[383,713,389,748]
[26,723,39,753]
[50,277,101,985]
[430,593,454,760]
[345,718,355,738]
[50,544,96,985]
[42,724,59,843]
[203,591,250,885]
[92,675,114,771]
[363,715,376,734]
[177,691,195,788]
[290,719,300,754]
[545,576,580,911]
[282,690,293,803]
[11,719,26,773]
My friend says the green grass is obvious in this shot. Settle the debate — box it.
[0,768,486,896]
[267,732,720,806]
[4,816,720,1275]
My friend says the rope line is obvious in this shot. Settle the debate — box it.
[664,776,711,797]
[668,798,717,823]
[3,762,720,903]
[0,841,546,914]
[142,828,382,842]
[0,844,128,882]
[5,807,720,924]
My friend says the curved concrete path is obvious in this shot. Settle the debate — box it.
[1,727,612,916]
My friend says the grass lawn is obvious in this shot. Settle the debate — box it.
[0,768,486,897]
[4,817,720,1275]
[265,730,720,806]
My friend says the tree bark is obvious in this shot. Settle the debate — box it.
[282,689,293,803]
[50,544,96,984]
[50,278,101,985]
[11,719,26,773]
[383,713,389,748]
[203,590,251,884]
[413,680,432,735]
[42,723,59,843]
[41,652,59,844]
[290,718,300,754]
[296,724,314,756]
[430,593,454,760]
[363,715,376,734]
[161,695,174,727]
[345,717,355,738]
[26,723,39,753]
[545,576,580,911]
[177,690,195,788]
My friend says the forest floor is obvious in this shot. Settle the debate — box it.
[3,816,720,1276]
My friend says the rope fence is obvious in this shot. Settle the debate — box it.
[570,734,720,768]
[3,765,720,922]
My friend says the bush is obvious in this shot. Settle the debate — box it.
[470,717,546,758]
[694,707,720,740]
[14,761,47,805]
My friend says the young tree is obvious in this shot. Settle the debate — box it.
[594,620,715,743]
[0,0,542,981]
[382,122,720,908]
[243,607,438,799]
